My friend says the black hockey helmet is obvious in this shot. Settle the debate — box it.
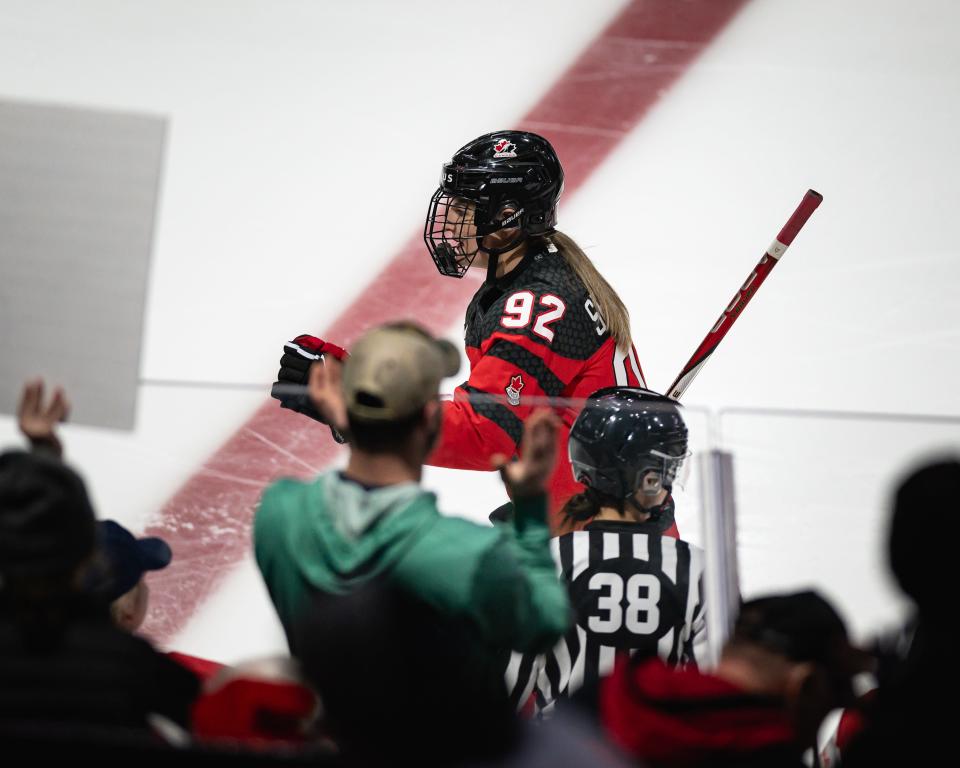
[568,387,690,502]
[424,130,564,278]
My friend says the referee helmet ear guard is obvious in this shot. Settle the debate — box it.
[568,387,690,507]
[424,130,565,278]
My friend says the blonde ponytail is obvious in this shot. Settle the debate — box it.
[548,231,632,350]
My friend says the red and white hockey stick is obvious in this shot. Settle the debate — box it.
[666,189,823,400]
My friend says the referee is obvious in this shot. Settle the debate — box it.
[506,387,706,716]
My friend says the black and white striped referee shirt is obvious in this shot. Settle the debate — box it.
[506,520,706,716]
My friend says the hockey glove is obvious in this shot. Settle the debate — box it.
[271,334,349,443]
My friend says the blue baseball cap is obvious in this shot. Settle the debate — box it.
[90,520,172,602]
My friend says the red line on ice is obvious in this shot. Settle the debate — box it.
[143,0,750,646]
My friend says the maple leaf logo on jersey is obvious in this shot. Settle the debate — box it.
[493,139,517,159]
[505,374,524,406]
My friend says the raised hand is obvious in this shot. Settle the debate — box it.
[17,378,70,457]
[307,356,349,438]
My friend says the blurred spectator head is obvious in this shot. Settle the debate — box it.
[889,457,959,621]
[342,322,459,457]
[726,590,869,744]
[0,450,96,599]
[296,581,517,764]
[85,520,172,633]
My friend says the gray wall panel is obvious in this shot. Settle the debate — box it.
[0,99,165,429]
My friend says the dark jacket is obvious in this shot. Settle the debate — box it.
[844,618,953,764]
[0,595,199,729]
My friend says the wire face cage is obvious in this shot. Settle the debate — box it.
[424,189,481,278]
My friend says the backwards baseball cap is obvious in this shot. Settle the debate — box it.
[732,590,871,705]
[87,520,172,602]
[342,322,461,422]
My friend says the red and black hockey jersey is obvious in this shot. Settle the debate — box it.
[427,245,648,530]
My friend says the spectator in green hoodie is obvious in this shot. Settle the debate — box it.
[254,321,571,667]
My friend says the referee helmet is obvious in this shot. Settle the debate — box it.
[568,387,689,501]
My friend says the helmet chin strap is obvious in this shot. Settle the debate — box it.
[479,230,527,283]
[485,245,500,284]
[626,490,676,533]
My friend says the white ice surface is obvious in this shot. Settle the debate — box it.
[1,0,958,662]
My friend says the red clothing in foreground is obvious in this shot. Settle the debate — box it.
[168,651,225,681]
[601,656,800,767]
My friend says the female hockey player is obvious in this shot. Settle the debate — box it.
[273,130,663,533]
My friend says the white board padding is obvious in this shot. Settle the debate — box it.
[0,99,166,429]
